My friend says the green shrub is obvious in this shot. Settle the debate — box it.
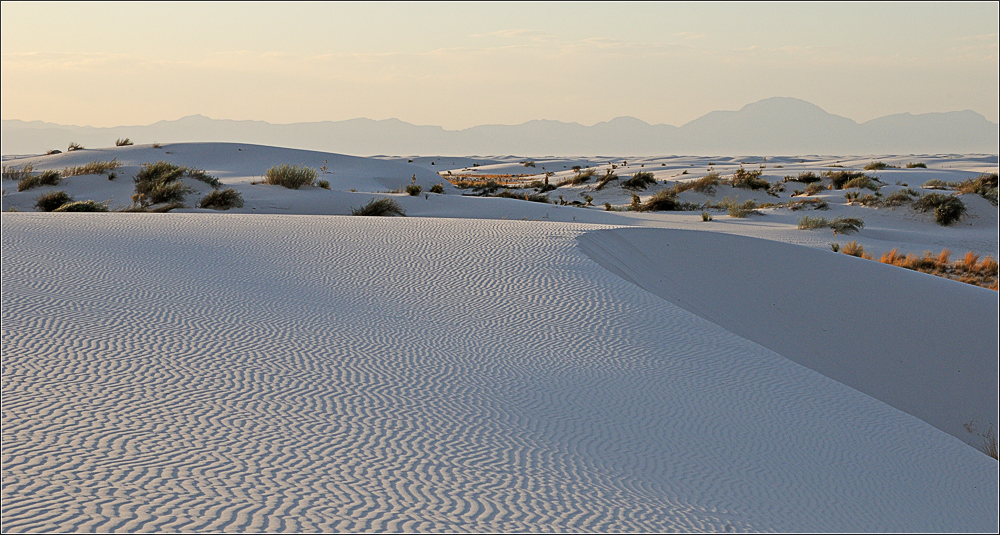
[788,171,821,183]
[824,170,870,189]
[317,180,330,190]
[797,215,828,230]
[593,170,618,191]
[637,189,678,211]
[199,188,244,210]
[864,161,888,170]
[561,168,597,187]
[803,183,825,196]
[921,179,956,190]
[133,161,190,205]
[351,197,406,216]
[701,211,713,222]
[492,190,550,203]
[264,164,316,189]
[882,189,918,207]
[829,216,864,235]
[67,142,84,151]
[115,138,133,146]
[185,167,221,188]
[406,184,422,196]
[18,170,61,191]
[62,159,123,177]
[956,173,998,206]
[726,199,758,218]
[728,168,769,190]
[35,190,73,211]
[429,183,444,194]
[905,162,927,169]
[51,200,109,212]
[621,171,657,190]
[841,176,880,191]
[914,193,966,225]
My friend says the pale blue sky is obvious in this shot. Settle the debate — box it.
[2,2,997,128]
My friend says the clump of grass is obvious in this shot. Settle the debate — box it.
[67,142,84,152]
[824,170,870,189]
[350,197,406,216]
[317,180,330,190]
[61,159,123,177]
[133,161,191,206]
[2,163,34,181]
[840,241,871,259]
[717,196,758,218]
[406,183,422,196]
[637,188,679,211]
[115,138,133,147]
[864,161,889,170]
[914,193,966,225]
[593,170,618,191]
[199,188,244,210]
[522,160,536,168]
[803,182,825,196]
[675,172,721,195]
[264,164,316,189]
[956,173,998,206]
[882,188,919,207]
[429,183,444,194]
[841,176,880,191]
[921,178,956,190]
[45,149,61,155]
[701,211,713,222]
[491,190,550,203]
[905,162,927,169]
[797,215,829,230]
[786,171,821,183]
[621,171,657,191]
[18,170,61,191]
[185,167,221,188]
[829,216,864,235]
[560,168,597,187]
[728,168,770,190]
[877,248,998,289]
[52,200,109,212]
[34,190,73,211]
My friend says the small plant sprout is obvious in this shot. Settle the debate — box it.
[67,142,84,151]
[115,138,133,146]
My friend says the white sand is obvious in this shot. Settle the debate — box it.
[2,143,997,532]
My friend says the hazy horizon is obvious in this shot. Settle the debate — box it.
[2,2,998,129]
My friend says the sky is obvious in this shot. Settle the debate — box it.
[2,2,997,129]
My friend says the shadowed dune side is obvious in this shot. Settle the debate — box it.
[577,227,999,443]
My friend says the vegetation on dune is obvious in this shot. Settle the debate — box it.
[956,173,998,205]
[61,159,123,178]
[593,170,618,191]
[675,172,721,195]
[34,190,73,212]
[728,168,770,191]
[824,170,873,189]
[905,162,927,169]
[198,188,244,210]
[914,193,966,225]
[785,171,821,184]
[621,171,657,191]
[797,215,828,230]
[864,161,892,170]
[264,164,317,189]
[2,163,34,181]
[115,138,133,147]
[67,142,84,152]
[133,161,192,207]
[18,170,61,191]
[350,197,406,217]
[429,182,445,194]
[828,216,865,235]
[51,200,109,212]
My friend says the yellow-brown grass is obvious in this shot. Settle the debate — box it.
[446,173,533,187]
[874,247,997,289]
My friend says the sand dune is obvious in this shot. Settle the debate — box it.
[2,214,997,532]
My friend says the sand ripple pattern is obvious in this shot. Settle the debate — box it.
[2,214,996,533]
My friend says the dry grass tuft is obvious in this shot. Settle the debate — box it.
[351,197,406,217]
[2,163,34,181]
[18,170,61,191]
[62,159,123,177]
[675,172,721,195]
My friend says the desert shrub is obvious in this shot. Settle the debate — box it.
[34,190,73,212]
[62,159,123,177]
[830,243,840,252]
[914,193,966,225]
[317,180,330,190]
[621,171,657,190]
[492,190,550,203]
[471,180,502,195]
[523,161,536,168]
[675,172,720,195]
[921,179,956,190]
[350,197,406,217]
[199,188,244,210]
[798,215,828,230]
[429,182,444,194]
[115,138,133,146]
[18,170,61,191]
[406,184,422,196]
[593,170,618,191]
[841,176,880,191]
[2,163,34,181]
[728,168,769,190]
[561,168,597,187]
[46,149,61,155]
[788,171,821,183]
[264,164,316,189]
[185,167,221,188]
[701,211,713,221]
[829,216,864,235]
[67,142,84,151]
[906,162,927,169]
[825,170,869,189]
[882,188,918,207]
[51,200,109,212]
[956,173,998,206]
[726,199,758,218]
[864,161,888,170]
[803,182,825,196]
[133,161,190,205]
[636,188,678,211]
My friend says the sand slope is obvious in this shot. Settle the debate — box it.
[2,214,996,532]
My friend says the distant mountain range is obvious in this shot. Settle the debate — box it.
[3,98,997,156]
